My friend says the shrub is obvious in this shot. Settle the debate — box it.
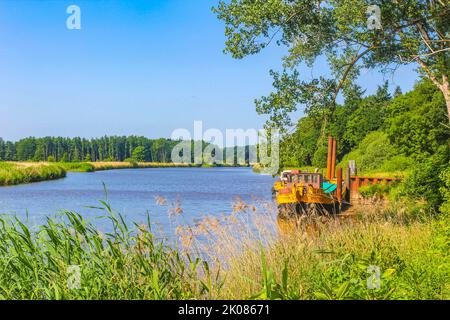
[312,144,328,168]
[380,155,414,173]
[132,146,146,162]
[359,182,397,199]
[439,167,450,214]
[124,158,138,168]
[57,162,95,172]
[60,153,68,163]
[400,146,449,209]
[340,131,394,172]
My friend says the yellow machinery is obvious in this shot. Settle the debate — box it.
[273,136,346,216]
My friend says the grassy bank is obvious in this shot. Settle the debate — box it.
[0,204,204,299]
[0,162,66,186]
[90,161,197,171]
[1,161,248,186]
[56,161,240,173]
[205,208,449,299]
[56,161,197,172]
[0,198,447,299]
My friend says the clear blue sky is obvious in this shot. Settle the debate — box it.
[0,0,419,141]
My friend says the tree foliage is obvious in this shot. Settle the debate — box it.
[214,0,450,127]
[0,136,182,163]
[131,146,146,162]
[386,80,449,160]
[343,81,391,149]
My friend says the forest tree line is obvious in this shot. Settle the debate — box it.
[0,136,185,163]
[280,80,449,171]
[0,135,255,164]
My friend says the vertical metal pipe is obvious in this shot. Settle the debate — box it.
[337,167,343,203]
[326,135,332,180]
[345,165,351,203]
[331,138,337,179]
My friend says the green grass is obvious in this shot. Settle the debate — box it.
[90,162,198,171]
[0,202,208,299]
[204,207,449,300]
[0,163,66,186]
[57,162,95,172]
[71,162,244,171]
[0,161,248,187]
[0,197,447,300]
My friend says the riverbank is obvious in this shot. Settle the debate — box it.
[209,204,449,299]
[60,161,247,172]
[0,162,66,186]
[0,199,447,299]
[57,161,199,172]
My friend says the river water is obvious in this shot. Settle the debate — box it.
[0,167,276,233]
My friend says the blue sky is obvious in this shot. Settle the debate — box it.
[0,0,419,141]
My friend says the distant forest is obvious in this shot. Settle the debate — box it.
[0,136,255,164]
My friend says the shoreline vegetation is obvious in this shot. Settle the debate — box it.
[0,161,251,186]
[0,199,447,299]
[0,162,66,186]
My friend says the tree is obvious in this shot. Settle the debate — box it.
[132,146,146,162]
[281,115,323,167]
[16,137,36,161]
[330,84,365,156]
[340,131,395,172]
[71,147,80,162]
[0,140,4,161]
[61,152,69,163]
[0,136,209,164]
[385,80,449,159]
[343,82,392,148]
[5,142,15,161]
[394,86,403,98]
[33,143,45,162]
[214,1,450,126]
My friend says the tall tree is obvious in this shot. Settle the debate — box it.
[214,0,450,126]
[131,146,146,162]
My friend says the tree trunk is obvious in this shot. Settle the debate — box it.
[416,59,450,121]
[441,75,450,122]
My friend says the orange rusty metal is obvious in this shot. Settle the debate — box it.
[349,176,401,200]
[337,167,343,202]
[331,138,337,179]
[279,188,292,195]
[326,135,333,180]
[345,166,351,202]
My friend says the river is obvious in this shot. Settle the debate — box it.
[0,167,276,234]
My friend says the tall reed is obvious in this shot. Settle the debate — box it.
[0,162,66,186]
[0,201,209,299]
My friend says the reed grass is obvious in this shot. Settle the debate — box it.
[0,201,209,300]
[57,162,95,172]
[90,162,242,171]
[90,162,198,171]
[1,161,245,187]
[0,162,66,186]
[177,200,449,300]
[0,192,447,300]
